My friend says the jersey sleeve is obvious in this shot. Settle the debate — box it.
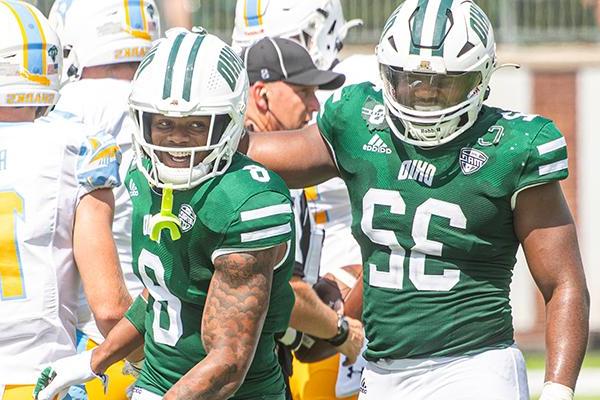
[211,191,294,262]
[514,121,569,196]
[77,131,122,195]
[316,85,356,167]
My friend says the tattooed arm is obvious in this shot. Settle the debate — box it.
[162,243,287,400]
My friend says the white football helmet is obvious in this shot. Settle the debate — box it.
[130,27,249,190]
[0,1,62,107]
[377,0,496,147]
[49,0,161,82]
[232,0,362,70]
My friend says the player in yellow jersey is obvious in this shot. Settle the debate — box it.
[0,2,129,399]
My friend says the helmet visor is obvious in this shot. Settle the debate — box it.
[381,65,482,111]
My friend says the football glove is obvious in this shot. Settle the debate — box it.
[33,350,108,400]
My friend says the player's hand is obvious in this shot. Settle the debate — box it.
[335,316,364,366]
[33,350,107,400]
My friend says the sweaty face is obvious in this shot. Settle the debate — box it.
[149,114,212,168]
[264,82,320,130]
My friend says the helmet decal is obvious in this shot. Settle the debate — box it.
[3,1,49,84]
[243,0,263,28]
[470,4,490,47]
[408,0,454,57]
[217,46,244,92]
[182,34,206,101]
[124,0,151,40]
[0,1,62,107]
[162,32,186,100]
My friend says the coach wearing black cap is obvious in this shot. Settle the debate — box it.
[242,37,345,132]
[241,36,363,400]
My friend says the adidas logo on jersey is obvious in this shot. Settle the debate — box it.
[398,160,436,187]
[363,134,392,154]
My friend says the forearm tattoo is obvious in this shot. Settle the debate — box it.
[167,248,278,400]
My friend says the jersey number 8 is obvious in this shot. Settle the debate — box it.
[138,249,183,346]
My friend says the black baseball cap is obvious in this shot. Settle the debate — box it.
[243,37,345,90]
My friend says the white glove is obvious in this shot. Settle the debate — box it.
[539,382,574,400]
[33,350,108,400]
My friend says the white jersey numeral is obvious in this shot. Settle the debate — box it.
[244,165,271,182]
[137,249,183,346]
[361,189,466,291]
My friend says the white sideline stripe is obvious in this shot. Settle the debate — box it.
[538,159,568,176]
[240,204,292,222]
[537,137,566,155]
[241,223,291,243]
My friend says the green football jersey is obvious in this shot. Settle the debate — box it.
[125,153,295,398]
[317,82,568,360]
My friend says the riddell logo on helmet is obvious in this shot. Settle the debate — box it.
[114,47,148,60]
[419,126,441,134]
[6,93,55,105]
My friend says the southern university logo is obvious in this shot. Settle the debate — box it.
[459,147,488,175]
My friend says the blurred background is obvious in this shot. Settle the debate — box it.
[27,0,600,398]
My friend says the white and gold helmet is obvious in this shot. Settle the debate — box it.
[0,0,62,108]
[232,0,362,70]
[49,0,161,82]
[377,0,496,147]
[130,28,249,190]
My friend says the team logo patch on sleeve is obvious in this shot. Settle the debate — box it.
[178,204,197,232]
[459,147,488,175]
[361,97,388,131]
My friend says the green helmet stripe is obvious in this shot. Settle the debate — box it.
[182,34,206,101]
[162,33,186,100]
[410,0,455,56]
[217,46,244,91]
[380,2,404,41]
[431,0,454,56]
[409,0,428,55]
[135,46,158,80]
[470,4,490,46]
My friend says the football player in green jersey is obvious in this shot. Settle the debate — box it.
[34,28,296,400]
[243,1,590,399]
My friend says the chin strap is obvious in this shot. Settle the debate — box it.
[149,184,182,243]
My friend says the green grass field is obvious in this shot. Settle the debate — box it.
[526,351,600,400]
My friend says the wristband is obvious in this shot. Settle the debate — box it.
[325,315,350,347]
[539,382,574,400]
[124,295,147,335]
